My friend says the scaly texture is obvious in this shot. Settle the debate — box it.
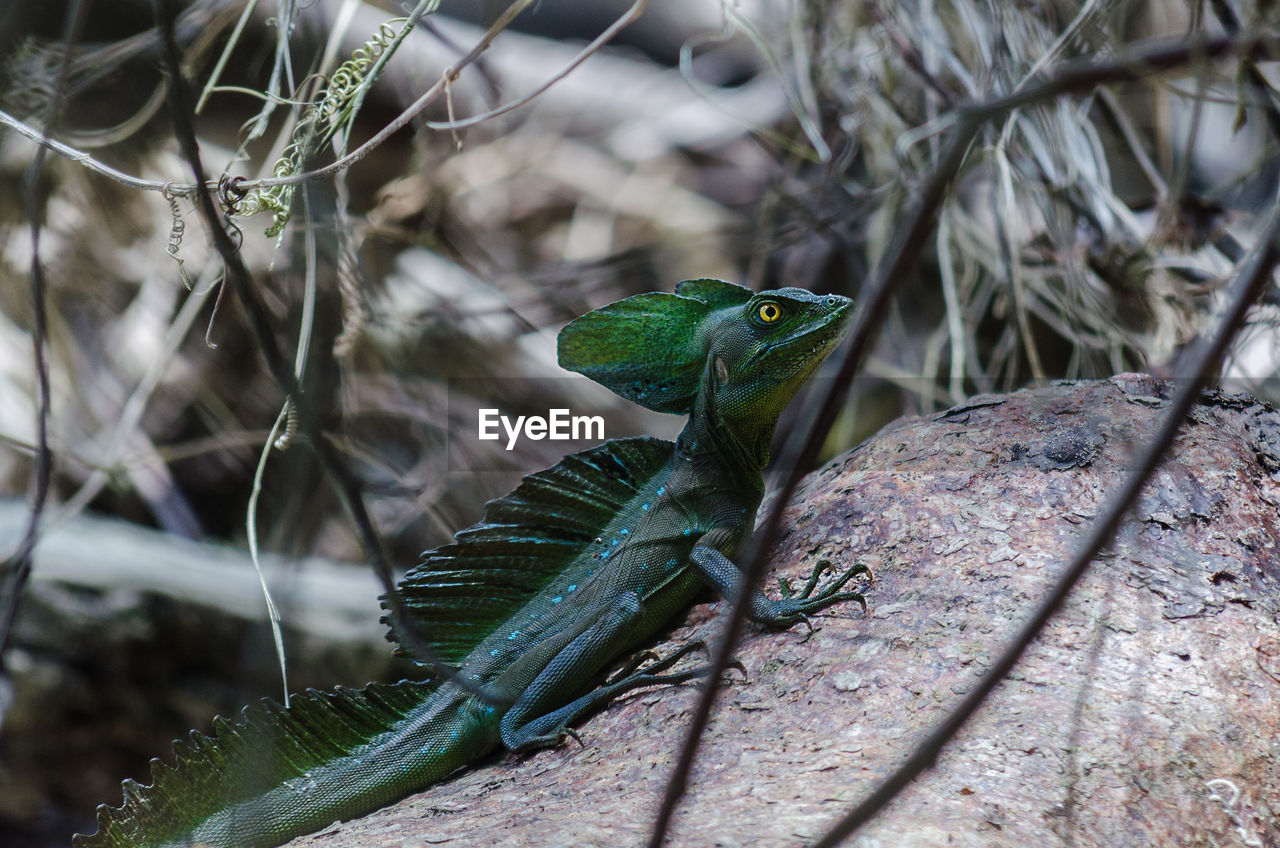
[387,437,673,664]
[75,281,863,848]
[77,682,440,848]
[287,375,1280,848]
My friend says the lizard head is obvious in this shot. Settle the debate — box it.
[558,279,851,458]
[699,286,852,436]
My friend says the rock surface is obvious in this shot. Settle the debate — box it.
[279,376,1272,845]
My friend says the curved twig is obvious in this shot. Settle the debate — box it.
[810,189,1280,848]
[419,0,649,132]
[646,27,1280,848]
[148,0,511,705]
[0,0,645,198]
[0,0,86,686]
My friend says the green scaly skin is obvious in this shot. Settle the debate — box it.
[75,280,867,848]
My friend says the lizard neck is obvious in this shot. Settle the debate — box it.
[678,390,771,490]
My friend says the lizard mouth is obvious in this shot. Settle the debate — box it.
[755,301,851,369]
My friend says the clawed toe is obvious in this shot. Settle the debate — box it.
[768,560,871,628]
[607,639,711,688]
[607,649,661,684]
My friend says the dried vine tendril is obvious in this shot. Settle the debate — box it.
[333,235,368,358]
[218,173,249,214]
[238,19,408,236]
[161,182,194,289]
[273,396,299,451]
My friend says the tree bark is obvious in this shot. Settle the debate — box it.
[285,373,1275,845]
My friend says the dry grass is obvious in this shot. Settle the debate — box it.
[2,0,1276,555]
[1,0,1278,834]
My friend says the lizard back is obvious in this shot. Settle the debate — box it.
[384,435,675,666]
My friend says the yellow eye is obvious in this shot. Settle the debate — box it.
[757,302,782,323]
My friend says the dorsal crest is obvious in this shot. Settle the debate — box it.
[383,437,673,663]
[556,279,752,414]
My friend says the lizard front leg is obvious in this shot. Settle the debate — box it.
[498,592,707,752]
[691,526,869,626]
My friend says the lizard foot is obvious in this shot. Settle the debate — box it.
[509,722,584,752]
[606,639,709,686]
[772,559,871,624]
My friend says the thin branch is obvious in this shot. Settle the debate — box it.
[246,404,291,705]
[1208,0,1280,140]
[644,111,981,848]
[646,26,1280,848]
[195,0,260,113]
[148,0,509,705]
[0,106,208,193]
[965,31,1279,119]
[810,166,1280,848]
[241,0,533,191]
[0,0,619,195]
[0,0,87,693]
[420,0,648,132]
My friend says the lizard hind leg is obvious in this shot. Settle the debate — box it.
[690,544,871,626]
[499,595,712,753]
[509,640,712,753]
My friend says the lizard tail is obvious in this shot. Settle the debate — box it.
[73,680,489,848]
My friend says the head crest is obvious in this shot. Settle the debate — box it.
[557,279,752,414]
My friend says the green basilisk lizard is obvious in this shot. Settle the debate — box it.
[76,279,868,848]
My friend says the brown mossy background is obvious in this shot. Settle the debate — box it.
[1,1,1279,845]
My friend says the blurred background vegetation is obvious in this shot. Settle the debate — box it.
[1,0,1278,844]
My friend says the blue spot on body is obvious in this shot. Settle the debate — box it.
[489,649,499,656]
[508,630,520,640]
[552,596,563,604]
[601,550,610,560]
[611,538,619,546]
[683,528,692,536]
[642,502,651,511]
[665,557,679,570]
[620,528,630,536]
[657,486,665,496]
